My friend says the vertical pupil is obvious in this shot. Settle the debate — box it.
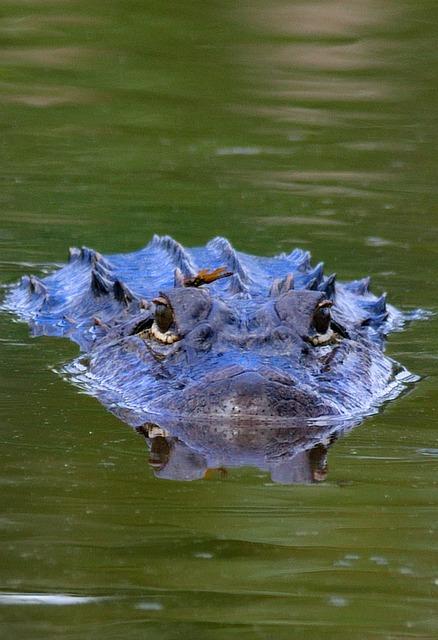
[155,304,173,333]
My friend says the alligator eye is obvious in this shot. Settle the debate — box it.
[308,300,335,346]
[150,295,180,344]
[313,300,332,334]
[154,300,174,333]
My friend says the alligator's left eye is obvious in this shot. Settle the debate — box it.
[313,300,332,334]
[309,300,335,346]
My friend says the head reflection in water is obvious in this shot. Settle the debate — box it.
[136,418,350,485]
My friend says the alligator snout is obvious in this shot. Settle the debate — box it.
[153,368,338,419]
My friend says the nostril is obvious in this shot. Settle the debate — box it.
[273,326,292,341]
[189,323,213,350]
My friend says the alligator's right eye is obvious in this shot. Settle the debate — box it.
[150,295,180,344]
[154,300,174,333]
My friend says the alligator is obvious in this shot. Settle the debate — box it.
[2,235,419,481]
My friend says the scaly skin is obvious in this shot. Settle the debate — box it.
[3,235,414,424]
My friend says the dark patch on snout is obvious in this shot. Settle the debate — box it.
[159,370,338,419]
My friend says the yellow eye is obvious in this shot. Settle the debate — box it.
[313,300,332,334]
[153,297,174,333]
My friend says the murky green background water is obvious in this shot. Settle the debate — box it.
[1,1,438,638]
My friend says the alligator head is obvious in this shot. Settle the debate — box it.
[112,285,372,418]
[2,235,417,425]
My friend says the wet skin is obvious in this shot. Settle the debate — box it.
[3,235,416,422]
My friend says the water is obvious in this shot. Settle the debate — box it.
[1,1,438,638]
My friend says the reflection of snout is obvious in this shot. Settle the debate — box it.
[160,369,338,418]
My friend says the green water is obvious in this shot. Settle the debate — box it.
[1,1,438,637]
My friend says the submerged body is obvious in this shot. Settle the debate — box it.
[3,235,414,424]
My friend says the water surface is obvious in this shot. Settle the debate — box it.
[1,1,438,638]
